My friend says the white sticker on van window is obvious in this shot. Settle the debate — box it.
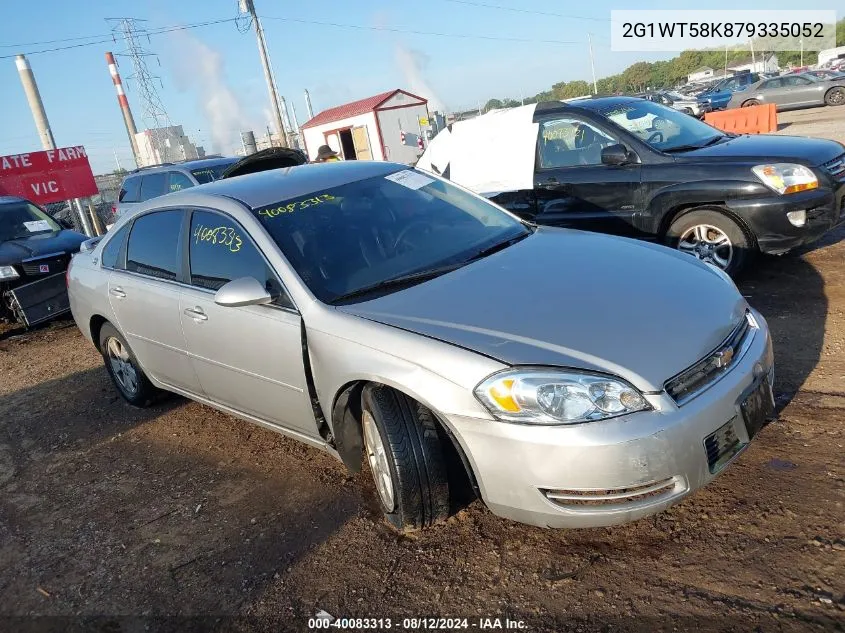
[384,170,434,190]
[23,220,52,232]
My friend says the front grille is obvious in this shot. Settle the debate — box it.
[704,417,744,473]
[20,253,70,278]
[822,152,845,180]
[542,477,682,511]
[665,312,753,404]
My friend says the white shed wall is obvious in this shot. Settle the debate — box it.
[376,103,430,165]
[301,112,382,161]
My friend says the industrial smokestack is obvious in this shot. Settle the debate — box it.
[241,131,257,155]
[15,54,56,150]
[106,51,140,164]
[304,89,314,120]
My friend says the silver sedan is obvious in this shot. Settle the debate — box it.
[727,72,845,110]
[68,161,775,531]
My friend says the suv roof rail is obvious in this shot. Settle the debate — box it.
[128,162,175,174]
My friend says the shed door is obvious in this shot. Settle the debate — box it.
[351,126,372,160]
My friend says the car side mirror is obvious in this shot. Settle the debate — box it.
[214,276,273,308]
[601,144,633,166]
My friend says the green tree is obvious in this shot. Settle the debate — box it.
[484,98,503,112]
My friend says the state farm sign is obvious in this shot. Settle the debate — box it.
[0,146,98,205]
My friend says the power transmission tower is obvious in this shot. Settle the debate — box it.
[107,17,176,163]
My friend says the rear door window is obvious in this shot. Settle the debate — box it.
[139,173,168,202]
[126,210,184,281]
[167,171,194,192]
[119,176,142,202]
[101,224,129,269]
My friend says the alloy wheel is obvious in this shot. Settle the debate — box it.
[829,89,844,105]
[106,337,139,396]
[677,224,733,270]
[362,410,395,511]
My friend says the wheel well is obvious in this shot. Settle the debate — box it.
[741,98,758,107]
[659,203,757,247]
[89,314,108,352]
[331,381,479,503]
[825,86,844,98]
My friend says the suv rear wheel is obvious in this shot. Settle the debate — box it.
[360,384,450,532]
[667,208,753,275]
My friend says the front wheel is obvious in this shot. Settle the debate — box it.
[360,384,450,532]
[667,209,754,275]
[825,87,845,106]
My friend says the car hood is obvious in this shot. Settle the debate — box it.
[677,133,845,165]
[0,229,87,266]
[337,228,747,391]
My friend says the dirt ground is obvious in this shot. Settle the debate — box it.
[2,112,844,632]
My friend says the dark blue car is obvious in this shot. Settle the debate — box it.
[701,73,761,110]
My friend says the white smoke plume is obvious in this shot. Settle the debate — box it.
[395,45,446,112]
[169,31,256,153]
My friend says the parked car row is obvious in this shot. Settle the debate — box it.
[726,72,845,110]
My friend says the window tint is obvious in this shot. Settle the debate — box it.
[189,210,291,307]
[538,118,616,168]
[101,224,129,269]
[126,210,183,281]
[139,173,167,202]
[167,171,194,192]
[784,76,812,86]
[762,78,783,89]
[119,176,142,202]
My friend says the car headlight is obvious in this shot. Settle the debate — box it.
[0,265,19,280]
[474,368,650,425]
[752,163,818,195]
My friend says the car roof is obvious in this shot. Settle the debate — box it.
[535,96,645,116]
[147,160,406,210]
[125,156,237,177]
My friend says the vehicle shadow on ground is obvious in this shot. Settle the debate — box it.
[737,250,827,409]
[0,366,358,616]
[776,122,792,131]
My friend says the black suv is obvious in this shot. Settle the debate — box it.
[485,97,844,274]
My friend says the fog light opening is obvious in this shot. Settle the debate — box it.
[786,210,807,227]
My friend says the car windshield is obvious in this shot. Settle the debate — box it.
[252,170,530,304]
[599,100,724,152]
[191,161,237,184]
[0,201,61,241]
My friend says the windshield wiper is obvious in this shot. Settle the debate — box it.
[330,263,465,304]
[664,135,725,153]
[465,230,532,263]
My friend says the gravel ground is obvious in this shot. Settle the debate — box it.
[1,108,844,632]
[775,107,845,145]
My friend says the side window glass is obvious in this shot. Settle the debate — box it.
[168,171,194,192]
[763,78,782,89]
[119,176,141,202]
[139,173,167,202]
[788,76,811,86]
[126,210,183,281]
[539,118,616,169]
[101,224,129,269]
[189,210,293,308]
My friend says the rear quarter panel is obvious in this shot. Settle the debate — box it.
[68,250,113,348]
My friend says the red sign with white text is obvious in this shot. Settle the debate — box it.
[0,146,97,205]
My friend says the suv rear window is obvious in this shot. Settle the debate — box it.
[119,176,142,203]
[139,173,168,202]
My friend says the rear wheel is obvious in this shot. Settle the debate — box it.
[825,87,845,106]
[99,323,157,407]
[361,384,449,531]
[741,99,760,107]
[667,208,754,275]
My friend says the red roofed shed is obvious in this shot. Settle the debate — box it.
[301,89,429,164]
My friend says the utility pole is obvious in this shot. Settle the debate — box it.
[800,39,804,66]
[15,54,93,236]
[750,39,756,71]
[241,0,288,147]
[588,34,598,94]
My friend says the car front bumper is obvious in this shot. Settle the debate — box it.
[444,310,774,529]
[728,184,845,255]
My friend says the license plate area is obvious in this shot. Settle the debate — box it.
[741,375,775,441]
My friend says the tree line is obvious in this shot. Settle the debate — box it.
[484,19,845,112]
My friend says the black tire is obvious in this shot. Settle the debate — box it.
[741,99,760,107]
[99,322,157,407]
[360,384,449,531]
[824,87,845,106]
[666,208,754,276]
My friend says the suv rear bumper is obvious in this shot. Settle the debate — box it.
[727,185,844,255]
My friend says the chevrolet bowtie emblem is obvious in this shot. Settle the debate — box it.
[714,346,734,368]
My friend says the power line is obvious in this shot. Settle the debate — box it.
[0,18,238,59]
[441,0,609,21]
[260,15,581,44]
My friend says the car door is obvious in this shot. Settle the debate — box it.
[754,78,786,106]
[107,209,202,393]
[533,115,643,237]
[179,208,318,437]
[780,75,826,106]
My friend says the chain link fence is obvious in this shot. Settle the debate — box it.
[42,173,123,235]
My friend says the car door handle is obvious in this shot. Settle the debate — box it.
[109,287,126,298]
[183,307,208,322]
